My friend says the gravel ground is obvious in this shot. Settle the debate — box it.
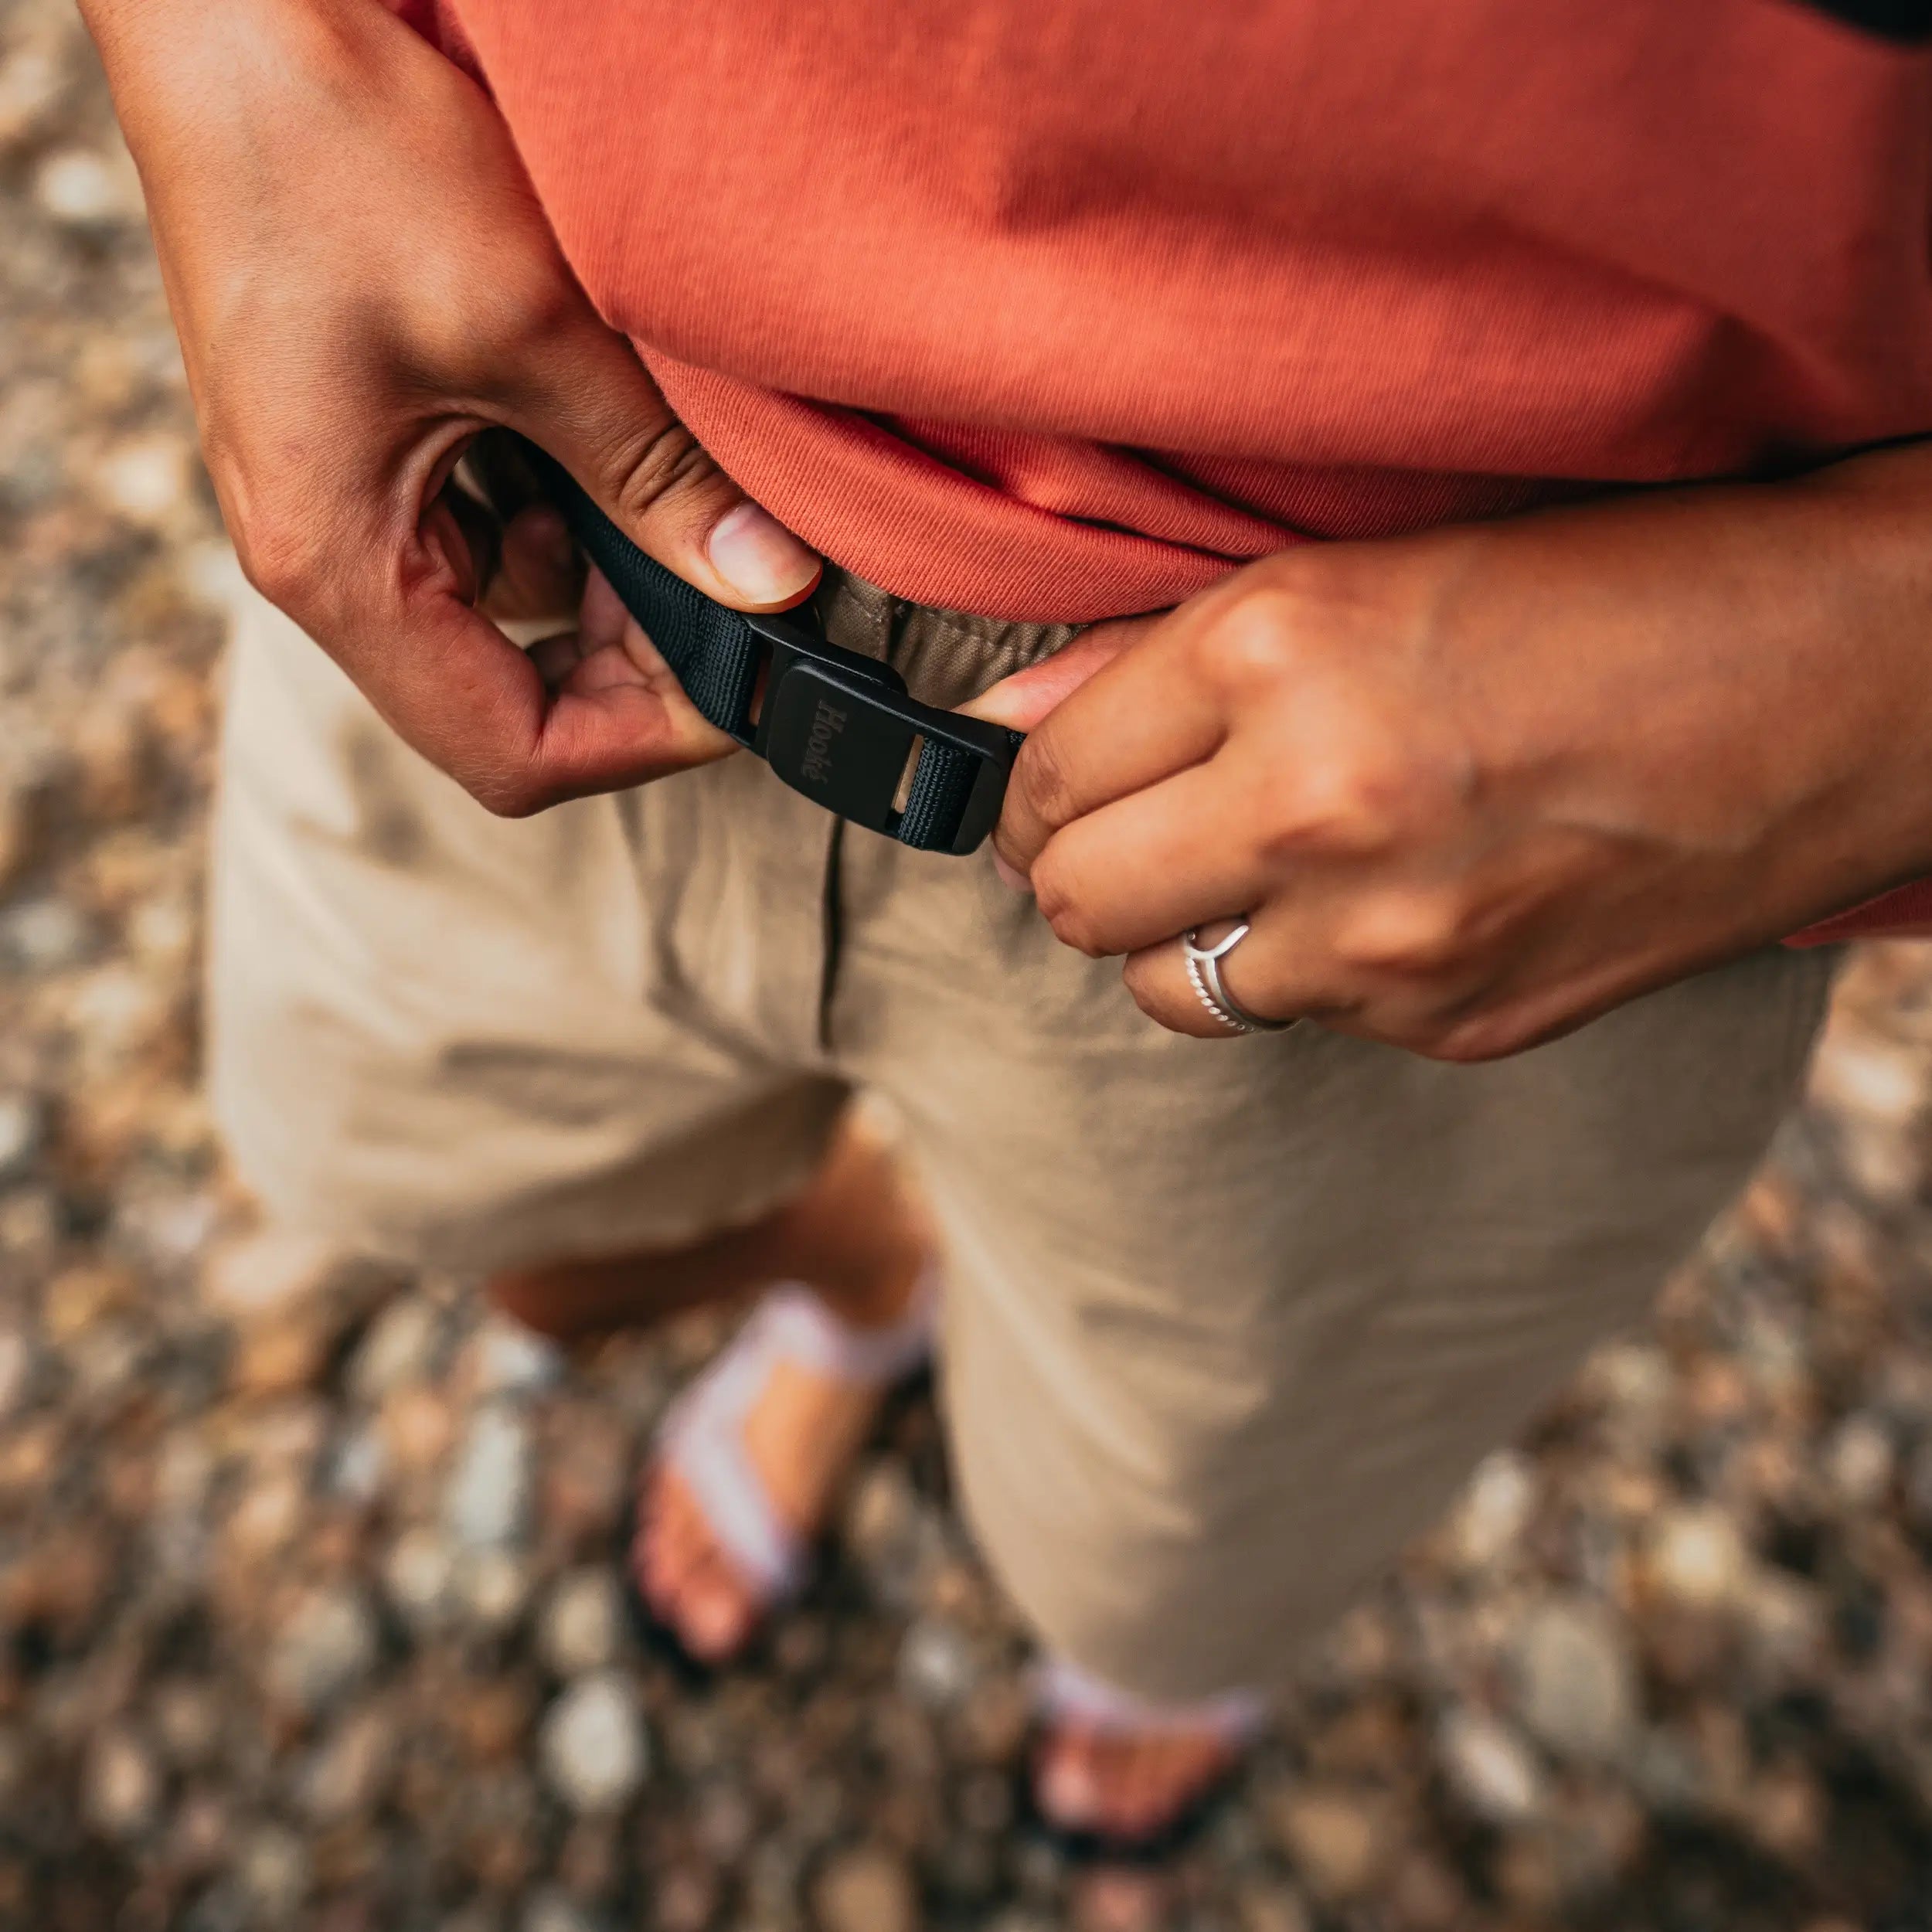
[9,8,1932,1929]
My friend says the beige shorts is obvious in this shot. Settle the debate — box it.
[210,573,1834,1699]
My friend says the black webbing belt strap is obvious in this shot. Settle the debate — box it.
[522,443,1023,856]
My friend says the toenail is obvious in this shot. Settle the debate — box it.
[688,1594,743,1654]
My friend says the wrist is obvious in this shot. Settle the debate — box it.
[1781,444,1932,896]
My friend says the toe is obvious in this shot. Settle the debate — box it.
[679,1570,755,1660]
[640,1464,760,1661]
[634,1467,685,1606]
[1036,1721,1238,1845]
[1035,1724,1106,1829]
[1126,1735,1232,1839]
[1118,1740,1176,1839]
[1090,1735,1153,1839]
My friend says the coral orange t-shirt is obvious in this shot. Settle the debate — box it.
[400,0,1932,937]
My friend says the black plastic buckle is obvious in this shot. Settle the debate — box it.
[737,613,1022,855]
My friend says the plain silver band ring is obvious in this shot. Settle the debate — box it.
[1182,921,1298,1035]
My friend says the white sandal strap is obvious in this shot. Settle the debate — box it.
[1033,1655,1269,1744]
[663,1339,804,1600]
[759,1271,937,1384]
[659,1270,939,1606]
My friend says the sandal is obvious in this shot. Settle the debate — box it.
[1026,1654,1267,1861]
[629,1273,937,1672]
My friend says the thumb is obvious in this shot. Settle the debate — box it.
[962,615,1155,733]
[504,306,821,613]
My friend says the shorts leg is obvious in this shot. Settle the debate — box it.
[208,588,847,1273]
[832,814,1835,1702]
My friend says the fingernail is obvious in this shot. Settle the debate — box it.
[707,502,819,603]
[992,851,1032,893]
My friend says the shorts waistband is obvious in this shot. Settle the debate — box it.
[814,569,1083,713]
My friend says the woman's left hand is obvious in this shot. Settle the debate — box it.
[971,444,1932,1060]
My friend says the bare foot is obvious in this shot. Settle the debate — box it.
[634,1286,915,1662]
[1033,1719,1244,1844]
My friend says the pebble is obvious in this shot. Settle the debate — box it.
[457,1547,532,1633]
[349,1298,442,1402]
[0,46,63,147]
[445,1403,533,1549]
[896,1616,978,1710]
[232,1315,338,1398]
[1811,1029,1923,1130]
[1448,1450,1536,1569]
[0,896,88,971]
[82,1725,161,1839]
[326,1423,388,1504]
[33,145,141,226]
[383,1526,457,1633]
[522,1893,607,1932]
[464,1318,565,1400]
[845,1460,942,1608]
[381,1383,456,1475]
[538,1569,624,1679]
[226,1471,306,1566]
[1270,1785,1386,1903]
[1068,1869,1165,1932]
[1646,1505,1750,1611]
[0,1094,40,1185]
[539,1672,648,1815]
[1437,1708,1545,1824]
[1825,1415,1896,1510]
[268,1586,381,1713]
[169,1788,229,1872]
[236,1824,311,1920]
[812,1843,920,1932]
[0,1331,34,1420]
[150,1679,223,1768]
[303,1706,395,1822]
[1626,1726,1709,1815]
[94,432,189,528]
[1235,1888,1313,1932]
[1740,1569,1828,1679]
[1510,1597,1638,1764]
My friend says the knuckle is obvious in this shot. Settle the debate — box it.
[606,416,716,523]
[492,263,583,358]
[1031,866,1106,957]
[434,257,583,390]
[1121,951,1172,1018]
[1014,732,1077,834]
[1120,951,1164,1005]
[1050,913,1109,960]
[467,764,546,820]
[1192,590,1299,694]
[1403,1009,1528,1065]
[1257,737,1425,864]
[231,505,329,612]
[1332,891,1469,975]
[1295,746,1404,841]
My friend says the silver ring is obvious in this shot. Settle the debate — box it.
[1182,920,1298,1035]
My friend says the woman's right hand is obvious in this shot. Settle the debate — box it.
[80,0,821,814]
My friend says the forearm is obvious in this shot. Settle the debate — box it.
[1515,437,1932,929]
[1748,438,1932,936]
